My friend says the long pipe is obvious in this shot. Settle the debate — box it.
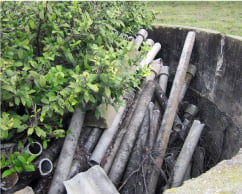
[89,105,127,165]
[172,120,205,188]
[147,31,196,194]
[48,108,85,194]
[120,111,150,193]
[108,60,161,185]
[140,43,161,67]
[84,127,102,153]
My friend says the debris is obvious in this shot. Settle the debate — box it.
[64,165,119,194]
[13,186,34,194]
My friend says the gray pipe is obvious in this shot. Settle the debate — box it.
[159,65,169,92]
[145,38,155,46]
[172,120,205,188]
[48,109,85,194]
[38,158,53,176]
[89,105,127,165]
[134,29,148,49]
[179,64,197,102]
[140,43,161,67]
[84,127,102,153]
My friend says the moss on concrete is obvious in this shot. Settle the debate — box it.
[164,149,242,194]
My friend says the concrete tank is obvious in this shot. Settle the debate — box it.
[148,25,242,169]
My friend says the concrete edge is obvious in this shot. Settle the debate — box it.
[152,24,242,41]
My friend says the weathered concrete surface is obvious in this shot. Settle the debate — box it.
[164,149,242,194]
[149,25,242,164]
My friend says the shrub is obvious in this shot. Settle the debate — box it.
[0,1,154,176]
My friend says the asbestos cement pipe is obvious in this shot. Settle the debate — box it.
[179,64,197,102]
[108,61,161,186]
[89,105,127,165]
[84,127,102,153]
[159,65,169,92]
[134,29,148,49]
[147,31,196,194]
[140,42,162,67]
[48,108,85,194]
[172,120,205,188]
[120,111,150,193]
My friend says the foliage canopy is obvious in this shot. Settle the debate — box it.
[0,1,154,176]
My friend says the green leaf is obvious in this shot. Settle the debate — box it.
[27,154,37,164]
[18,49,24,59]
[105,87,111,97]
[40,10,44,20]
[29,19,35,29]
[27,127,34,136]
[84,92,89,103]
[39,75,46,87]
[2,168,15,178]
[24,164,35,172]
[87,84,99,92]
[35,127,46,138]
[15,97,20,105]
[17,155,26,163]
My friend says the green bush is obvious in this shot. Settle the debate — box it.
[0,1,154,176]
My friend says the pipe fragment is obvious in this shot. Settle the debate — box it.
[90,105,127,165]
[48,109,85,194]
[179,64,197,102]
[134,29,148,49]
[172,120,205,188]
[140,43,161,67]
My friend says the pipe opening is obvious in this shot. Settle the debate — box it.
[38,158,53,176]
[27,142,42,156]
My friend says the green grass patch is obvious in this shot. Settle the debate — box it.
[147,1,242,36]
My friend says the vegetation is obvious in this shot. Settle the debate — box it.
[147,1,242,36]
[0,1,154,177]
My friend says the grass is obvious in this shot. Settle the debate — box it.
[147,1,242,36]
